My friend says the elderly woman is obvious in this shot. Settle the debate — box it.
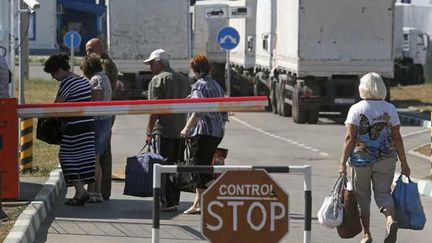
[44,54,95,206]
[80,54,112,203]
[181,54,228,214]
[339,72,411,243]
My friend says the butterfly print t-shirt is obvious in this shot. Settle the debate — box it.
[345,100,400,167]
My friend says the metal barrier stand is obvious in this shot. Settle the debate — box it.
[152,164,312,243]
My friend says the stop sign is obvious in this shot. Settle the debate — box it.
[201,170,289,243]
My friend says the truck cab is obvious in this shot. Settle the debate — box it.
[394,27,428,85]
[403,27,428,67]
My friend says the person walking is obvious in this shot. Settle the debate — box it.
[0,54,10,98]
[181,54,228,214]
[338,72,411,243]
[44,54,96,206]
[86,38,118,200]
[80,54,113,203]
[144,49,191,211]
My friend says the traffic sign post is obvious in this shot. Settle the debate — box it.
[201,170,289,243]
[63,31,81,72]
[217,26,240,96]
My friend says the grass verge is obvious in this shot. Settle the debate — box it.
[21,78,60,177]
[391,83,432,112]
[0,206,26,242]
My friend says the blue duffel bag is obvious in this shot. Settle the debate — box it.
[392,175,426,230]
[124,144,167,197]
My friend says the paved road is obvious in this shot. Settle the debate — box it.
[35,112,431,243]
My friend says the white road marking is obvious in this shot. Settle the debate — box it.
[231,116,328,157]
[402,129,429,138]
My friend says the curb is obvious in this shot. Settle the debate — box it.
[3,168,64,243]
[399,113,431,128]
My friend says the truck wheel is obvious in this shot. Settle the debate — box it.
[416,65,425,84]
[276,83,283,115]
[270,81,278,114]
[408,65,421,85]
[292,85,307,124]
[279,82,292,117]
[308,109,319,124]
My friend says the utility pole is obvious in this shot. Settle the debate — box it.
[19,0,29,104]
[10,0,16,98]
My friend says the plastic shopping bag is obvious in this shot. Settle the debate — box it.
[392,175,426,230]
[318,175,345,228]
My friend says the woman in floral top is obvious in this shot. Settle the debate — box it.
[339,72,411,243]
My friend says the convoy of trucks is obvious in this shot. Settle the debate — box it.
[194,0,430,124]
[227,0,396,123]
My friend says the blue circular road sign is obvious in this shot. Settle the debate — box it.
[63,31,81,49]
[217,27,240,50]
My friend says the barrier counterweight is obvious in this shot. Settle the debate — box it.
[19,118,33,172]
[152,165,312,243]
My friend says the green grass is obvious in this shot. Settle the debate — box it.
[0,206,26,242]
[20,78,60,177]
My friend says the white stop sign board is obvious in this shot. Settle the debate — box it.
[201,170,289,243]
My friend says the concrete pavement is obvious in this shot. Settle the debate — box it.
[3,110,431,243]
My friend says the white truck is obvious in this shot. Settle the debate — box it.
[192,0,230,90]
[241,0,395,123]
[107,0,192,99]
[227,0,256,96]
[394,27,429,85]
[394,2,430,85]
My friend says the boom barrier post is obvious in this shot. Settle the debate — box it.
[152,164,312,243]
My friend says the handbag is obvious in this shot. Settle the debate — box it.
[392,175,426,230]
[318,175,345,228]
[211,147,228,179]
[171,140,199,192]
[36,117,64,145]
[337,181,362,238]
[123,143,167,197]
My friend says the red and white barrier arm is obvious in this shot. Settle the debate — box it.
[17,96,268,118]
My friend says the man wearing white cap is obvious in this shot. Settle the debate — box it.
[144,49,191,211]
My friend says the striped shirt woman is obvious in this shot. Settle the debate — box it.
[44,54,95,206]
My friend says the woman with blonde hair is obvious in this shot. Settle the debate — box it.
[80,54,112,203]
[339,72,411,243]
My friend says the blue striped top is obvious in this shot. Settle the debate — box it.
[189,76,228,138]
[58,74,93,123]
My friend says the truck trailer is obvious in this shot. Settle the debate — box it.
[243,0,395,123]
[107,0,192,99]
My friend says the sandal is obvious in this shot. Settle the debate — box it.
[183,206,200,215]
[64,193,90,206]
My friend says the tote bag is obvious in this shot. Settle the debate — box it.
[318,175,345,228]
[337,181,362,238]
[36,117,63,145]
[392,175,426,230]
[123,143,167,197]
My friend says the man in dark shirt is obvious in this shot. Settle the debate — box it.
[144,49,191,211]
[86,38,118,201]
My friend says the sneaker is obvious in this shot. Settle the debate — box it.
[384,221,398,243]
[160,205,178,212]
